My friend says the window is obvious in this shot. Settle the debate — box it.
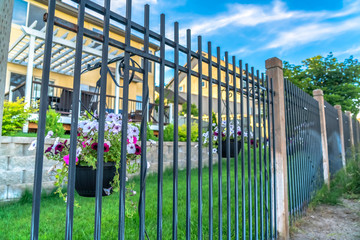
[12,0,27,26]
[27,4,46,30]
[202,81,206,88]
[136,95,142,110]
[179,86,183,92]
[10,73,26,101]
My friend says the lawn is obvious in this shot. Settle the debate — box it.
[0,147,274,239]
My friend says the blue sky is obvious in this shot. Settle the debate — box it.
[61,0,360,80]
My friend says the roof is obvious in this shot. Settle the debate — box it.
[35,0,159,51]
[8,21,121,76]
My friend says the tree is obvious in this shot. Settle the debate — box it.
[284,53,360,115]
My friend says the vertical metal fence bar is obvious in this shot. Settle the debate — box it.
[270,78,277,238]
[245,64,252,240]
[65,1,86,239]
[217,46,223,240]
[225,52,231,239]
[172,21,179,240]
[239,60,246,240]
[291,81,300,219]
[186,29,192,240]
[157,13,166,240]
[257,70,263,240]
[139,4,150,240]
[251,67,258,239]
[208,42,214,240]
[94,0,110,238]
[118,0,132,238]
[296,84,305,215]
[261,73,268,240]
[197,36,203,240]
[232,56,239,240]
[266,76,273,239]
[30,1,56,239]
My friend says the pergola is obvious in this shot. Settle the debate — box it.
[7,21,124,113]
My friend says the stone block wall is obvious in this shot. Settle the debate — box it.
[0,137,217,201]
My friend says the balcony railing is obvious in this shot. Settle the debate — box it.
[8,80,170,124]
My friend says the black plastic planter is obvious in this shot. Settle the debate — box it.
[75,162,116,197]
[221,139,242,158]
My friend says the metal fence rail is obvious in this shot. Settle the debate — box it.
[324,101,343,176]
[342,113,351,155]
[284,79,323,222]
[31,0,277,239]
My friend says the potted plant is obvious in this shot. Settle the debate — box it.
[202,112,258,158]
[32,113,142,200]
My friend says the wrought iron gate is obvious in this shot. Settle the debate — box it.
[30,0,276,239]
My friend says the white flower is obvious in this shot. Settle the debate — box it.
[52,137,60,151]
[149,139,156,145]
[132,190,137,195]
[126,177,129,182]
[127,143,136,154]
[82,123,92,133]
[106,113,117,122]
[76,147,82,157]
[212,148,217,153]
[28,140,37,151]
[214,136,218,141]
[147,161,151,169]
[78,120,88,129]
[45,131,53,139]
[112,124,121,134]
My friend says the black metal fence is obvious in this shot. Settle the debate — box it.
[324,101,343,176]
[342,113,351,156]
[30,0,277,239]
[284,79,323,222]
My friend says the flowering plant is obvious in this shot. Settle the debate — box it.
[30,113,142,202]
[202,112,256,153]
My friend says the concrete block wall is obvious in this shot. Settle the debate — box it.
[0,137,57,201]
[0,137,217,201]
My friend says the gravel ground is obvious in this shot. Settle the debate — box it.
[290,198,360,240]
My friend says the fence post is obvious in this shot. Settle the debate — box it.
[345,111,354,147]
[313,90,330,187]
[334,105,346,167]
[265,57,289,240]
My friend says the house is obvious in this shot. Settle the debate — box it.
[5,0,160,131]
[165,52,266,131]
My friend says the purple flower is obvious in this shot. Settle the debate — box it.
[55,144,65,154]
[237,131,241,136]
[104,143,110,152]
[45,146,52,153]
[127,143,136,154]
[135,144,141,155]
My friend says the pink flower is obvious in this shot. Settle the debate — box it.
[63,154,79,165]
[104,143,110,152]
[91,142,98,151]
[82,141,87,148]
[127,136,138,144]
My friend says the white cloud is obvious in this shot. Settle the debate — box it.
[179,0,360,39]
[333,45,360,56]
[265,17,360,50]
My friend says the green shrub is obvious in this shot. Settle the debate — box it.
[163,123,198,142]
[147,123,158,141]
[2,98,37,136]
[45,107,65,137]
[164,124,174,141]
[180,102,198,117]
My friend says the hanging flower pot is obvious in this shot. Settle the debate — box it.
[75,162,117,197]
[221,139,242,158]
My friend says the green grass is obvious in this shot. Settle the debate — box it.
[310,145,360,207]
[8,132,70,139]
[0,147,274,239]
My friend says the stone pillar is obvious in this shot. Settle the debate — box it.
[313,90,330,187]
[0,0,15,136]
[266,57,289,240]
[335,105,346,167]
[345,111,354,147]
